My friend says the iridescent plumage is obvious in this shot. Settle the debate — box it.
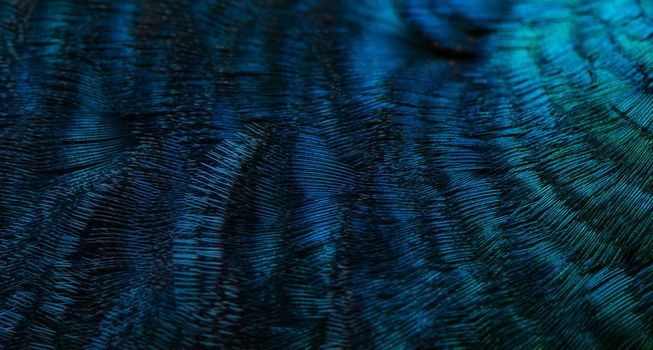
[1,0,653,349]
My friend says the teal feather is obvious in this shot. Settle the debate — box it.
[1,0,653,349]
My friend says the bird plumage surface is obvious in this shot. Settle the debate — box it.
[1,0,653,349]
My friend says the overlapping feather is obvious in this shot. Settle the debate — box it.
[1,0,653,349]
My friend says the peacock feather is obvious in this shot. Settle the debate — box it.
[1,0,653,349]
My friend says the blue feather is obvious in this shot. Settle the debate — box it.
[1,0,653,348]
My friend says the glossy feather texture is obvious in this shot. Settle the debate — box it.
[1,0,653,349]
